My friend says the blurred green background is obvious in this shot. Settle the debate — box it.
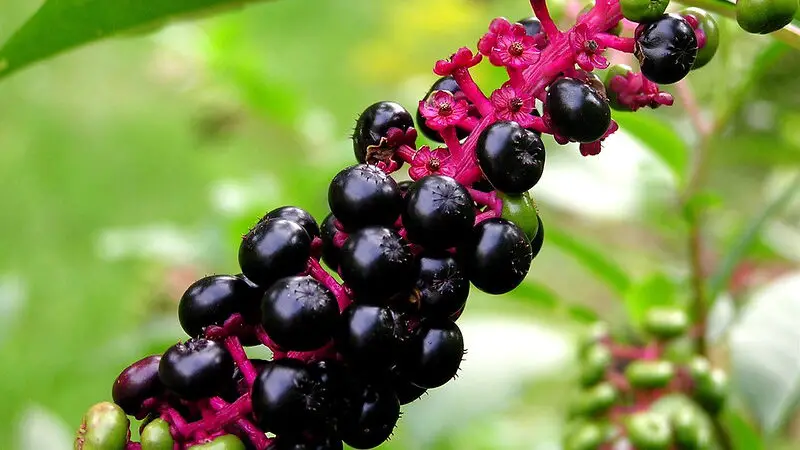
[1,0,799,448]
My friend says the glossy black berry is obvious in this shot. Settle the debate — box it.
[403,175,475,249]
[397,180,414,196]
[328,164,403,230]
[234,273,267,326]
[353,101,414,165]
[239,218,311,287]
[158,338,234,400]
[461,218,533,295]
[339,227,416,302]
[320,213,342,271]
[404,320,464,389]
[270,435,344,450]
[545,77,611,143]
[222,358,270,403]
[517,17,543,36]
[415,252,470,318]
[263,206,320,239]
[251,359,329,435]
[336,304,403,370]
[112,355,163,416]
[416,76,470,142]
[261,276,339,351]
[340,383,401,449]
[531,215,545,259]
[476,121,546,194]
[634,14,698,84]
[178,275,253,338]
[393,378,427,405]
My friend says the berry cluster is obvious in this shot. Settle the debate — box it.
[564,308,729,450]
[76,0,727,448]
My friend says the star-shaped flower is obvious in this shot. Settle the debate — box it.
[409,146,456,180]
[419,91,469,131]
[569,24,609,71]
[434,47,483,76]
[478,18,540,69]
[491,84,536,126]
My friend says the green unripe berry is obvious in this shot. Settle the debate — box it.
[579,344,612,387]
[576,382,618,417]
[626,411,673,450]
[579,3,623,34]
[691,367,728,416]
[736,0,798,34]
[75,402,130,450]
[187,435,247,450]
[140,418,174,450]
[578,322,610,357]
[500,191,539,242]
[672,406,713,450]
[620,0,671,23]
[625,360,676,389]
[681,8,719,69]
[563,422,607,450]
[687,356,712,380]
[643,307,690,340]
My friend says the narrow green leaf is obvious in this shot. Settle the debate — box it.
[0,0,271,80]
[512,281,600,323]
[707,172,800,300]
[722,409,764,450]
[613,111,689,183]
[546,228,631,295]
[622,272,680,327]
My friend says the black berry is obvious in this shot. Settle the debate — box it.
[234,273,267,326]
[415,252,470,319]
[320,213,342,271]
[340,383,400,449]
[392,378,427,405]
[328,164,403,230]
[476,121,546,194]
[353,101,414,165]
[158,338,234,400]
[545,77,611,143]
[270,435,344,450]
[634,14,698,84]
[261,276,339,351]
[531,215,545,260]
[397,180,414,196]
[112,355,163,416]
[517,17,543,36]
[239,218,311,287]
[336,304,403,370]
[339,227,416,302]
[416,76,470,142]
[403,175,475,249]
[263,206,320,239]
[404,320,464,389]
[461,218,533,295]
[178,275,253,338]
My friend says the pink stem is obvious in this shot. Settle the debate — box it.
[183,395,252,438]
[396,144,417,163]
[208,397,272,450]
[125,443,142,450]
[467,188,503,215]
[333,230,348,248]
[440,127,464,162]
[161,407,190,439]
[224,336,257,386]
[507,68,525,90]
[474,210,499,224]
[457,116,479,131]
[530,0,561,38]
[307,257,352,311]
[254,326,287,359]
[452,68,493,115]
[607,343,647,359]
[595,33,635,52]
[454,115,495,185]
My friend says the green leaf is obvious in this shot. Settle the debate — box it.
[546,227,631,295]
[622,273,680,327]
[722,409,764,450]
[512,281,599,324]
[613,111,689,183]
[0,0,271,80]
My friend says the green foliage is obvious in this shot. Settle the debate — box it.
[612,111,689,184]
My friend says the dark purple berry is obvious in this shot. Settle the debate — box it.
[472,176,495,193]
[261,276,339,351]
[415,252,469,319]
[263,206,320,239]
[222,358,270,403]
[328,164,403,230]
[178,275,254,338]
[461,218,533,295]
[449,305,465,322]
[336,304,403,371]
[234,273,267,327]
[393,378,427,405]
[320,213,342,271]
[158,338,234,400]
[397,180,414,196]
[340,383,400,449]
[239,218,311,287]
[353,101,414,165]
[339,227,416,302]
[517,17,543,36]
[403,175,475,249]
[531,215,544,260]
[251,359,329,436]
[635,14,698,85]
[112,355,163,416]
[545,77,611,143]
[404,320,464,389]
[476,121,546,194]
[416,76,470,142]
[270,436,344,450]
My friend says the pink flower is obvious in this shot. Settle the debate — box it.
[409,146,456,180]
[419,91,469,131]
[478,18,539,69]
[609,71,674,111]
[434,47,482,76]
[569,24,609,71]
[490,84,536,127]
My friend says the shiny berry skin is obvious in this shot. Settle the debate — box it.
[736,0,797,34]
[251,359,329,435]
[477,121,546,194]
[340,383,401,449]
[517,16,542,36]
[140,418,174,450]
[620,0,670,23]
[461,218,533,295]
[530,215,544,259]
[261,276,339,351]
[635,14,698,85]
[112,355,163,416]
[681,8,719,69]
[239,218,311,287]
[328,164,403,230]
[353,101,414,165]
[415,252,469,318]
[76,402,130,450]
[336,304,403,370]
[545,77,611,143]
[393,378,427,405]
[158,338,234,400]
[404,320,464,389]
[178,275,252,338]
[319,213,341,271]
[416,76,470,142]
[234,273,267,326]
[626,411,673,450]
[403,175,475,249]
[499,191,539,242]
[339,227,416,302]
[263,206,320,239]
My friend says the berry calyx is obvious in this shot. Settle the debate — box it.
[476,121,546,194]
[462,218,533,295]
[239,218,312,287]
[736,0,798,34]
[681,8,719,69]
[415,252,470,318]
[112,355,163,417]
[339,227,416,302]
[545,77,611,143]
[328,164,403,230]
[140,418,174,450]
[178,275,254,338]
[634,14,698,84]
[353,101,414,166]
[158,338,234,400]
[404,319,464,388]
[262,206,320,239]
[403,175,475,249]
